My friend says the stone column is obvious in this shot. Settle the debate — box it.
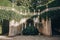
[25,10,27,15]
[41,18,46,35]
[25,22,26,28]
[34,10,36,15]
[20,23,23,35]
[46,18,52,36]
[33,18,36,27]
[20,9,22,14]
[42,18,52,36]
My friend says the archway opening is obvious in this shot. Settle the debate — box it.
[2,19,9,35]
[22,19,39,35]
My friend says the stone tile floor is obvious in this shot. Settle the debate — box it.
[0,35,60,40]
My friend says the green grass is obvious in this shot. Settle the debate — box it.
[0,0,12,7]
[0,25,2,34]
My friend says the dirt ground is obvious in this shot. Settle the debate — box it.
[0,35,60,40]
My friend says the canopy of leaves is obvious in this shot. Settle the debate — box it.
[40,9,60,20]
[0,10,24,21]
[0,0,12,7]
[9,0,54,11]
[48,0,60,8]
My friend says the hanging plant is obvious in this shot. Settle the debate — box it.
[0,10,24,22]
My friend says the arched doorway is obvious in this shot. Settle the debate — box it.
[2,19,9,35]
[22,19,39,35]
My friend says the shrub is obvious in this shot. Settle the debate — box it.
[22,26,39,35]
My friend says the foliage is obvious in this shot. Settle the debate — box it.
[0,0,55,11]
[37,5,46,11]
[0,10,24,22]
[40,9,60,19]
[22,26,39,35]
[0,0,12,7]
[9,0,54,11]
[0,25,2,34]
[48,0,60,8]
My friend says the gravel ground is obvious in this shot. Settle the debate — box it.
[0,35,60,40]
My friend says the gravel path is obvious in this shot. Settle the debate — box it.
[0,35,60,40]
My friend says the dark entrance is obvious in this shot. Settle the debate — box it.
[22,19,39,35]
[51,17,60,35]
[2,19,9,35]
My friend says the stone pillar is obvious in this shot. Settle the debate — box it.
[34,10,36,15]
[28,9,30,14]
[20,9,22,14]
[47,18,52,36]
[33,18,36,27]
[25,22,26,28]
[8,20,22,36]
[41,18,52,36]
[41,18,46,35]
[20,23,23,35]
[25,10,27,15]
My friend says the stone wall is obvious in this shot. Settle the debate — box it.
[8,20,22,36]
[8,17,52,36]
[8,18,27,36]
[41,18,52,36]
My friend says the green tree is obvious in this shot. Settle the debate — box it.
[9,0,54,11]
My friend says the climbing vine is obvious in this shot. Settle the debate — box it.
[40,9,60,19]
[0,10,24,23]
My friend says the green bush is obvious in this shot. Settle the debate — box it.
[48,0,60,8]
[22,26,39,35]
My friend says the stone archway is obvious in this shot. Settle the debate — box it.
[22,19,39,35]
[39,8,60,36]
[26,19,34,27]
